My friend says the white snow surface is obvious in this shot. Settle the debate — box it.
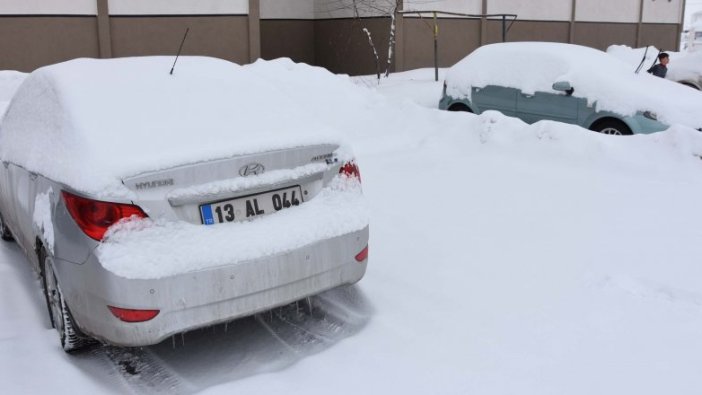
[446,42,702,128]
[32,190,55,255]
[0,57,351,198]
[3,66,702,394]
[99,176,367,279]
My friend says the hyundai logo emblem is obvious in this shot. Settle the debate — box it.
[239,163,265,177]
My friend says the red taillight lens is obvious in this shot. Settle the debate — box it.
[355,245,369,262]
[339,161,361,182]
[107,306,159,323]
[62,191,147,241]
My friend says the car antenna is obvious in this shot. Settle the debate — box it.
[635,46,650,74]
[170,27,190,75]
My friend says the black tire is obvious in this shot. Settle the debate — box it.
[0,212,13,241]
[590,119,632,136]
[40,248,93,353]
[448,103,473,113]
[680,82,700,91]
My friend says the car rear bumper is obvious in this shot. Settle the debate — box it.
[56,226,369,347]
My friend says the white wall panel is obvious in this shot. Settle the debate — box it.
[576,0,639,23]
[108,0,248,15]
[404,0,482,16]
[642,0,683,24]
[0,0,97,15]
[314,0,389,18]
[488,0,571,21]
[261,0,314,19]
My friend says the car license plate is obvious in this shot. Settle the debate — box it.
[200,186,302,225]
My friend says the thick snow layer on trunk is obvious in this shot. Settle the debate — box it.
[98,177,368,279]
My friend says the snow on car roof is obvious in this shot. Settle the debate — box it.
[0,57,347,197]
[446,42,702,129]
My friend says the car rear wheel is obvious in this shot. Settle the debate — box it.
[448,103,473,113]
[680,82,700,90]
[40,248,93,353]
[590,120,632,136]
[0,212,13,241]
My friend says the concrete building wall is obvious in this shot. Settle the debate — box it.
[314,0,390,18]
[405,0,482,15]
[259,0,315,65]
[402,18,481,70]
[486,20,571,43]
[0,16,100,71]
[576,0,640,23]
[109,16,250,63]
[642,0,684,24]
[573,22,638,50]
[488,0,571,21]
[314,17,392,75]
[639,23,682,50]
[0,0,97,14]
[260,0,314,19]
[107,0,248,15]
[261,20,315,65]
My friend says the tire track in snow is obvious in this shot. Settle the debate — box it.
[100,346,194,395]
[77,286,372,394]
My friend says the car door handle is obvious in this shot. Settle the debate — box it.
[29,172,38,181]
[1,161,8,169]
[521,93,534,98]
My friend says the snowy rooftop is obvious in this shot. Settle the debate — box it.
[446,42,702,129]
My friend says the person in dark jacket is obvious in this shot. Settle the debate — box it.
[647,52,669,78]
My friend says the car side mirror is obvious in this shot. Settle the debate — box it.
[552,81,572,92]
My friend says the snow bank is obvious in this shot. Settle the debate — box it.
[0,57,354,197]
[352,68,448,109]
[446,42,702,129]
[98,177,367,279]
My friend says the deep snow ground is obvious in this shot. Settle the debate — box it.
[2,66,702,394]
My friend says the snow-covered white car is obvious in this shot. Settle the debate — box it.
[440,42,702,134]
[0,57,369,352]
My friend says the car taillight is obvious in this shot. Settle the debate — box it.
[61,191,147,241]
[355,245,369,262]
[339,161,361,182]
[107,306,159,323]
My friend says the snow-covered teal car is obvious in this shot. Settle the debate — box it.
[440,42,702,135]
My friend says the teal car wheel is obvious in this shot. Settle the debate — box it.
[590,119,632,136]
[448,103,473,113]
